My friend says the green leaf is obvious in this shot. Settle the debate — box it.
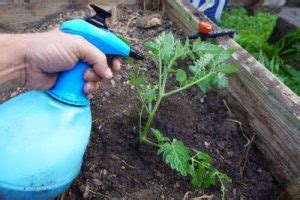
[219,173,231,182]
[141,88,157,103]
[144,41,156,51]
[213,73,228,89]
[191,164,205,187]
[194,151,213,164]
[193,42,223,54]
[175,69,187,82]
[217,64,238,74]
[151,128,170,143]
[130,76,148,86]
[191,54,215,74]
[197,74,214,93]
[210,49,234,67]
[191,162,216,188]
[157,139,190,176]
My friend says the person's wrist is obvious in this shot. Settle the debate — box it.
[0,34,29,91]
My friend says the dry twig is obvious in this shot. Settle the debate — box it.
[191,194,214,200]
[240,134,256,176]
[226,118,250,147]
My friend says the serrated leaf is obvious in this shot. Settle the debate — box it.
[175,69,187,82]
[157,139,190,176]
[194,151,213,164]
[219,173,231,182]
[165,68,176,73]
[211,49,234,67]
[192,162,216,188]
[130,76,148,86]
[191,54,215,74]
[151,128,170,143]
[144,41,156,51]
[217,64,238,74]
[141,88,156,103]
[193,42,223,54]
[213,73,228,89]
[197,74,214,93]
[191,164,205,188]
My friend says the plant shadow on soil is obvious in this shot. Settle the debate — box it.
[53,4,282,200]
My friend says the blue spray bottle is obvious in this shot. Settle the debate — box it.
[0,5,143,200]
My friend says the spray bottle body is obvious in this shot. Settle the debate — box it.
[0,91,91,199]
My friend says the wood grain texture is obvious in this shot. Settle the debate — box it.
[0,0,137,32]
[164,0,300,185]
[0,0,87,32]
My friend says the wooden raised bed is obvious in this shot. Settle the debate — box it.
[0,0,299,198]
[163,0,300,196]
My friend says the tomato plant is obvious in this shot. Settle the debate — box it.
[131,32,237,199]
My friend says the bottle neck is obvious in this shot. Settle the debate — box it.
[47,61,90,106]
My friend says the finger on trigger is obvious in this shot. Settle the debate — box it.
[77,38,113,79]
[84,82,100,94]
[112,59,121,72]
[87,94,93,99]
[84,68,101,82]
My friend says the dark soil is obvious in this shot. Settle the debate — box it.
[0,3,281,200]
[61,5,281,200]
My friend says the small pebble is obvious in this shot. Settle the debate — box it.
[233,188,237,195]
[83,185,90,198]
[217,141,226,150]
[204,141,210,148]
[200,97,205,103]
[104,91,110,97]
[121,166,125,169]
[160,194,165,199]
[173,181,180,188]
[92,172,100,178]
[93,178,102,186]
[10,91,18,98]
[110,79,116,87]
[100,169,108,176]
[227,151,234,157]
[125,64,132,70]
[257,168,263,173]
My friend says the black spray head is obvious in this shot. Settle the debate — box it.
[86,4,112,29]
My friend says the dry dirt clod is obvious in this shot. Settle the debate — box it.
[217,141,226,150]
[204,141,210,148]
[83,185,90,199]
[93,178,102,186]
[104,91,110,97]
[227,151,234,158]
[110,79,116,87]
[92,172,100,178]
[125,63,132,70]
[100,169,108,176]
[137,15,162,29]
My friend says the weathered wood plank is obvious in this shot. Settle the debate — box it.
[0,0,87,32]
[0,0,137,33]
[164,0,300,186]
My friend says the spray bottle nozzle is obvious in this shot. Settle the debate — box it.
[129,49,144,60]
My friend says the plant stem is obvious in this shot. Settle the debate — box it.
[142,138,160,147]
[163,73,214,97]
[137,87,151,114]
[140,94,163,141]
[140,56,175,142]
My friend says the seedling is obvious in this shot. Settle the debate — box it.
[130,32,237,199]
